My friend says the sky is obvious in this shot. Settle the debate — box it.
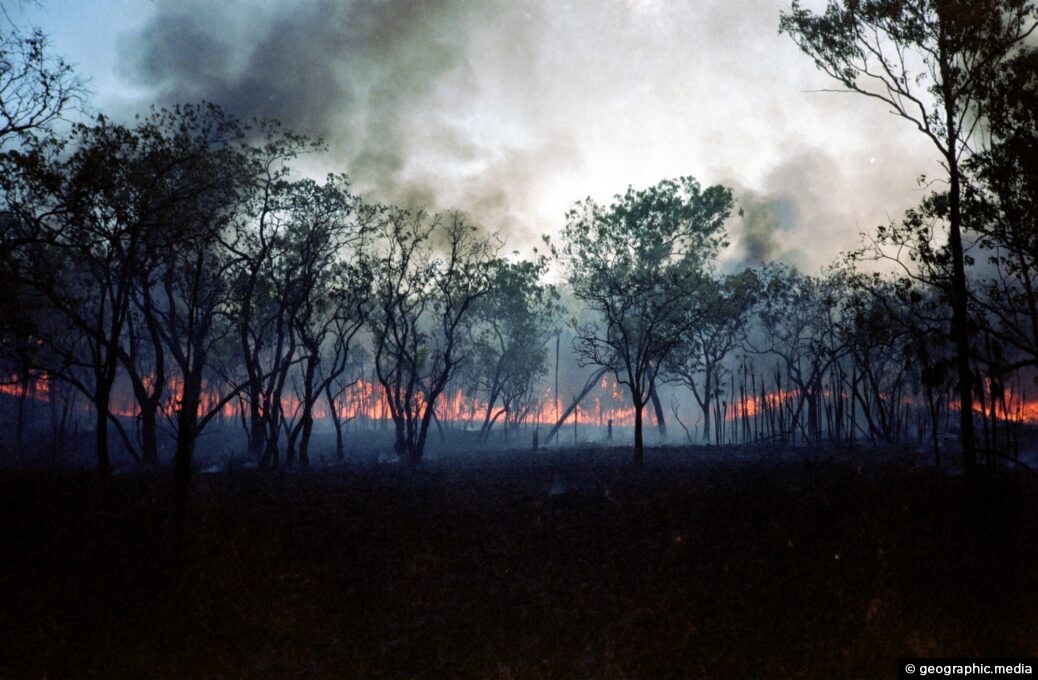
[10,0,944,271]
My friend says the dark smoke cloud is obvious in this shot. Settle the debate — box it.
[735,192,798,266]
[119,0,549,237]
[117,0,939,261]
[724,141,931,272]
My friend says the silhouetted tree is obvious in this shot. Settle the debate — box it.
[368,210,498,464]
[468,256,559,440]
[780,0,1038,475]
[666,269,760,444]
[126,105,257,518]
[967,47,1038,377]
[223,130,324,467]
[0,19,83,148]
[746,265,846,444]
[0,120,161,474]
[281,176,372,466]
[557,176,732,463]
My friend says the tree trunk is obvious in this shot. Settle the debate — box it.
[947,164,976,476]
[298,413,313,467]
[174,373,202,527]
[633,402,644,465]
[650,381,667,439]
[247,392,265,460]
[139,401,159,465]
[545,367,609,443]
[325,382,346,460]
[94,386,111,477]
[701,372,712,444]
[939,42,976,477]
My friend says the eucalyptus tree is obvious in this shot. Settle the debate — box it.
[665,269,760,445]
[780,0,1038,474]
[745,265,847,444]
[0,19,83,148]
[221,130,324,467]
[966,47,1038,380]
[557,176,733,464]
[0,117,180,473]
[281,176,373,466]
[368,209,498,464]
[467,255,559,440]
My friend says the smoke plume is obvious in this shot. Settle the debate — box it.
[118,0,938,259]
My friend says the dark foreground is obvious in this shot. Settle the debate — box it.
[2,446,1036,679]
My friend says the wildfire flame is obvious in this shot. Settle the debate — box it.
[4,372,1038,428]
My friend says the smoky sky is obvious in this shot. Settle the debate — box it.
[118,0,939,266]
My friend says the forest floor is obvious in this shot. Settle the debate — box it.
[1,444,1037,679]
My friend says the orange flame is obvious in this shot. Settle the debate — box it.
[5,372,1038,430]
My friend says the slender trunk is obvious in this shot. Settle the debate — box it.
[414,407,435,465]
[938,40,975,476]
[650,380,666,439]
[247,390,264,459]
[393,416,407,460]
[298,413,313,467]
[15,377,30,464]
[174,372,202,527]
[701,372,712,444]
[139,401,159,464]
[94,385,111,477]
[633,402,644,465]
[928,386,941,468]
[545,367,609,443]
[325,381,346,460]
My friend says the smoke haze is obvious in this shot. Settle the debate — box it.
[117,0,939,266]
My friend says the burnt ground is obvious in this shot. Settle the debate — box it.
[1,445,1037,679]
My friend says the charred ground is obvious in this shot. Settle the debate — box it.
[2,445,1037,679]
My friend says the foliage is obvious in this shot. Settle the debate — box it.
[780,0,1038,474]
[665,269,761,443]
[557,175,733,462]
[0,20,83,147]
[467,255,560,438]
[368,210,499,463]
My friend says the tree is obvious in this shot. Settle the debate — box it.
[281,176,372,466]
[126,104,257,518]
[314,257,372,462]
[780,0,1038,475]
[223,129,324,467]
[0,16,83,357]
[0,19,83,148]
[557,176,733,464]
[745,265,846,445]
[665,270,760,444]
[967,47,1038,378]
[1,119,162,474]
[368,209,498,464]
[467,256,559,441]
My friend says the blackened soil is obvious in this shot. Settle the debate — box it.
[1,446,1036,679]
